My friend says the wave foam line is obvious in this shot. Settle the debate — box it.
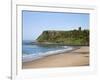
[22,46,73,62]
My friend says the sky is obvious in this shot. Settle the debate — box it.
[22,10,89,40]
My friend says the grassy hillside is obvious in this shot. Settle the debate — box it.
[36,27,89,45]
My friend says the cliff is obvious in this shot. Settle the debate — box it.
[36,28,89,45]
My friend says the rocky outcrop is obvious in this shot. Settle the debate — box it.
[36,28,89,45]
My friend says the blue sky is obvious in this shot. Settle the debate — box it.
[22,11,89,40]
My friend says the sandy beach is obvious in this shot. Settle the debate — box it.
[22,46,89,69]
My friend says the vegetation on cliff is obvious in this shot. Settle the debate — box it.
[36,27,89,45]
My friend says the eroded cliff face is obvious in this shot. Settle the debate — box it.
[36,29,89,45]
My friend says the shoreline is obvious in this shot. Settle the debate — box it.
[22,46,89,69]
[22,46,75,62]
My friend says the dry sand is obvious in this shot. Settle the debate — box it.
[22,46,89,69]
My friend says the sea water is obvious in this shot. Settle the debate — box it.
[22,40,73,62]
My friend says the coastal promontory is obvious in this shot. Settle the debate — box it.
[36,27,89,45]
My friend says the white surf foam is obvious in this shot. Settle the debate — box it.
[22,46,73,62]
